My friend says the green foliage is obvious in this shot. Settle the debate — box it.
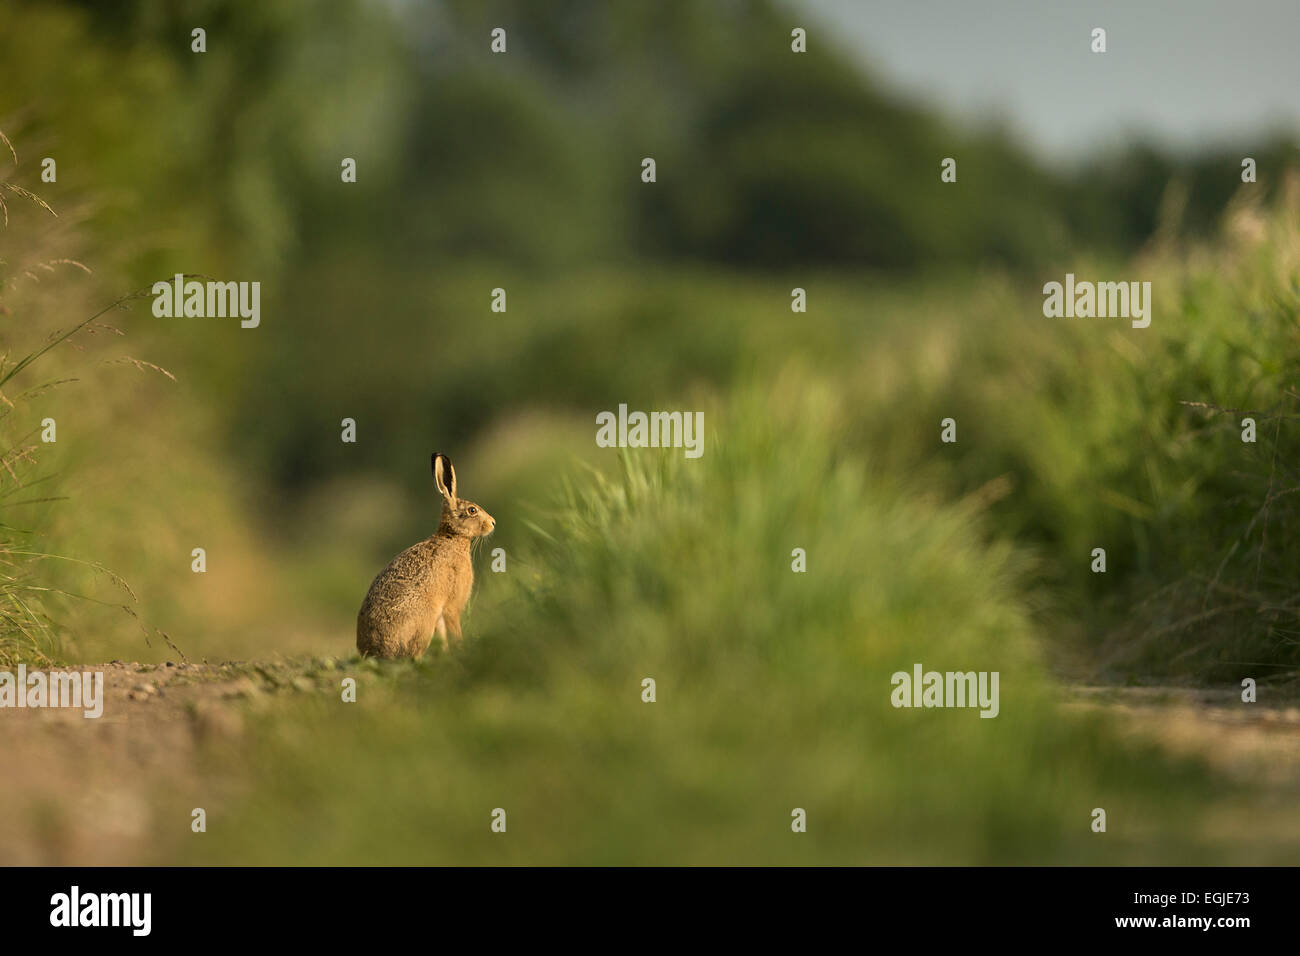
[0,138,123,666]
[842,192,1300,679]
[6,0,1300,865]
[188,382,1238,865]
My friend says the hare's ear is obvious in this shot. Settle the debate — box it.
[432,453,457,504]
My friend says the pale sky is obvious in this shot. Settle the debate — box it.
[795,0,1300,165]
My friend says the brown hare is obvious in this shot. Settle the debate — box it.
[356,453,495,659]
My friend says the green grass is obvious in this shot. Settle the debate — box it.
[183,378,1257,865]
[7,0,1300,867]
[841,193,1300,680]
[158,195,1300,865]
[0,134,72,668]
[256,188,1300,682]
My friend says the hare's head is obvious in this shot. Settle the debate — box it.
[432,453,496,538]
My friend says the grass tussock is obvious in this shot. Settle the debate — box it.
[0,130,167,666]
[185,379,1254,865]
[847,179,1300,681]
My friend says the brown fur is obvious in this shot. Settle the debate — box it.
[356,454,495,658]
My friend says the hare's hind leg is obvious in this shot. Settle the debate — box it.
[408,604,447,658]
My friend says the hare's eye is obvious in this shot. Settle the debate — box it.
[468,506,478,515]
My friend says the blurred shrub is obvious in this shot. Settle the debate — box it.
[187,378,1233,865]
[844,182,1300,679]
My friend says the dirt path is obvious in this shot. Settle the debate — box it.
[1065,684,1300,786]
[0,658,343,864]
[3,663,1299,864]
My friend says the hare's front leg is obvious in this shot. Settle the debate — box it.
[434,614,449,651]
[443,608,463,647]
